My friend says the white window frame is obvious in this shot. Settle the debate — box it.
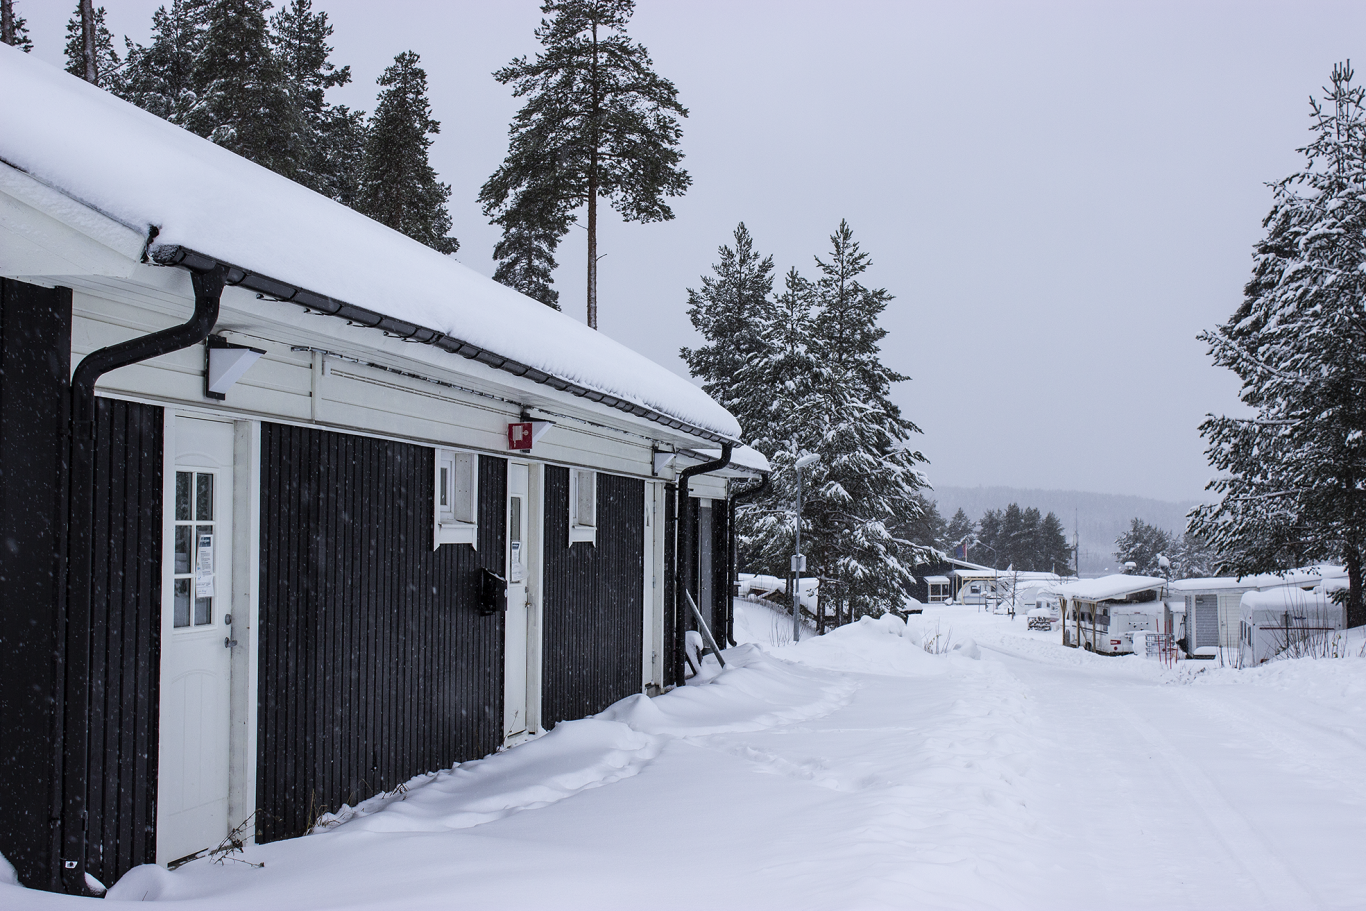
[434,448,478,548]
[568,468,597,546]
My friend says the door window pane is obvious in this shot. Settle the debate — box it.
[195,596,212,627]
[176,472,192,521]
[510,497,522,543]
[174,526,191,574]
[196,473,214,520]
[173,579,191,628]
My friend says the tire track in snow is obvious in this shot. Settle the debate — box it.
[984,645,1324,910]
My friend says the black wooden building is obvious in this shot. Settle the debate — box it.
[0,49,764,895]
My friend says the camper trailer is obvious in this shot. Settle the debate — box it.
[1238,588,1346,666]
[1056,575,1166,654]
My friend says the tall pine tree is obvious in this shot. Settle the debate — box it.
[734,267,820,578]
[1190,62,1366,626]
[491,189,569,308]
[189,0,303,178]
[270,0,362,201]
[681,222,776,433]
[2,0,34,52]
[64,3,120,87]
[357,51,458,254]
[480,0,689,328]
[803,221,931,618]
[117,1,206,125]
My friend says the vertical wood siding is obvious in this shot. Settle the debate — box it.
[0,280,72,888]
[256,424,505,843]
[662,483,677,688]
[710,500,730,645]
[85,398,164,887]
[542,467,644,727]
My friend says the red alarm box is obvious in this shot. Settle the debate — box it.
[508,422,533,451]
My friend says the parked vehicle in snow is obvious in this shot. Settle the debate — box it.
[1055,575,1166,654]
[1238,587,1346,666]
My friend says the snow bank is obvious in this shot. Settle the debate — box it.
[0,48,740,442]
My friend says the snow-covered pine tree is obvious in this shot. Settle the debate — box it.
[1190,61,1366,626]
[681,222,776,434]
[357,51,458,254]
[189,0,303,179]
[2,0,34,52]
[804,221,931,618]
[1114,518,1173,575]
[270,0,361,201]
[1039,511,1073,574]
[491,188,570,308]
[946,508,975,550]
[116,1,206,126]
[892,494,946,552]
[733,267,819,579]
[480,0,690,329]
[64,3,120,86]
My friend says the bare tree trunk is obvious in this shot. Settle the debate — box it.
[80,0,97,84]
[587,160,597,330]
[585,21,599,330]
[2,0,14,47]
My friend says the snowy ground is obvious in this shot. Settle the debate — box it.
[6,602,1366,910]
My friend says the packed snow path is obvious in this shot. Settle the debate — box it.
[5,604,1364,910]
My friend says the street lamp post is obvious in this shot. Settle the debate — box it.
[792,452,820,643]
[973,538,998,613]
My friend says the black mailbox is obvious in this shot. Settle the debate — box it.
[479,567,507,615]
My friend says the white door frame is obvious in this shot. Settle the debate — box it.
[156,412,260,864]
[504,460,544,744]
[227,419,261,841]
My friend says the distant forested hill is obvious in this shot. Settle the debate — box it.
[929,486,1200,575]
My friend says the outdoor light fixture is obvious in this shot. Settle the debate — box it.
[652,450,678,475]
[204,336,265,401]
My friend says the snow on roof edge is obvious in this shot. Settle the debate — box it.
[1054,574,1166,601]
[0,48,741,444]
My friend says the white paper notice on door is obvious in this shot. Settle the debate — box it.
[509,540,524,583]
[195,532,215,598]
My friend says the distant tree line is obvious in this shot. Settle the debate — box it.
[931,504,1073,574]
[684,223,933,621]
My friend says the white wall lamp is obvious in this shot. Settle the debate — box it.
[652,450,677,476]
[204,335,265,401]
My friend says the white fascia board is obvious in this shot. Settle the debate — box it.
[0,163,146,280]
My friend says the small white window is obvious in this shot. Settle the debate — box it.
[434,449,477,548]
[568,468,596,545]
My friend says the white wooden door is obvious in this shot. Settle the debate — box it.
[157,417,234,864]
[504,462,530,738]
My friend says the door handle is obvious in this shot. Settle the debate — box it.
[225,637,238,649]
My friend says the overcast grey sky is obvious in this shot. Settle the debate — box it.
[23,1,1366,502]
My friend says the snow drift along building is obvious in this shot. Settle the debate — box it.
[0,46,766,894]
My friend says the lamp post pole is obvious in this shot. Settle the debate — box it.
[792,453,820,643]
[974,539,998,613]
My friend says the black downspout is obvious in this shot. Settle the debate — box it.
[674,444,732,687]
[726,472,770,646]
[58,265,225,894]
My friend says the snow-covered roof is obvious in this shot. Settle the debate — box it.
[1169,566,1345,594]
[1239,587,1341,623]
[923,575,950,585]
[1053,574,1165,602]
[0,48,740,443]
